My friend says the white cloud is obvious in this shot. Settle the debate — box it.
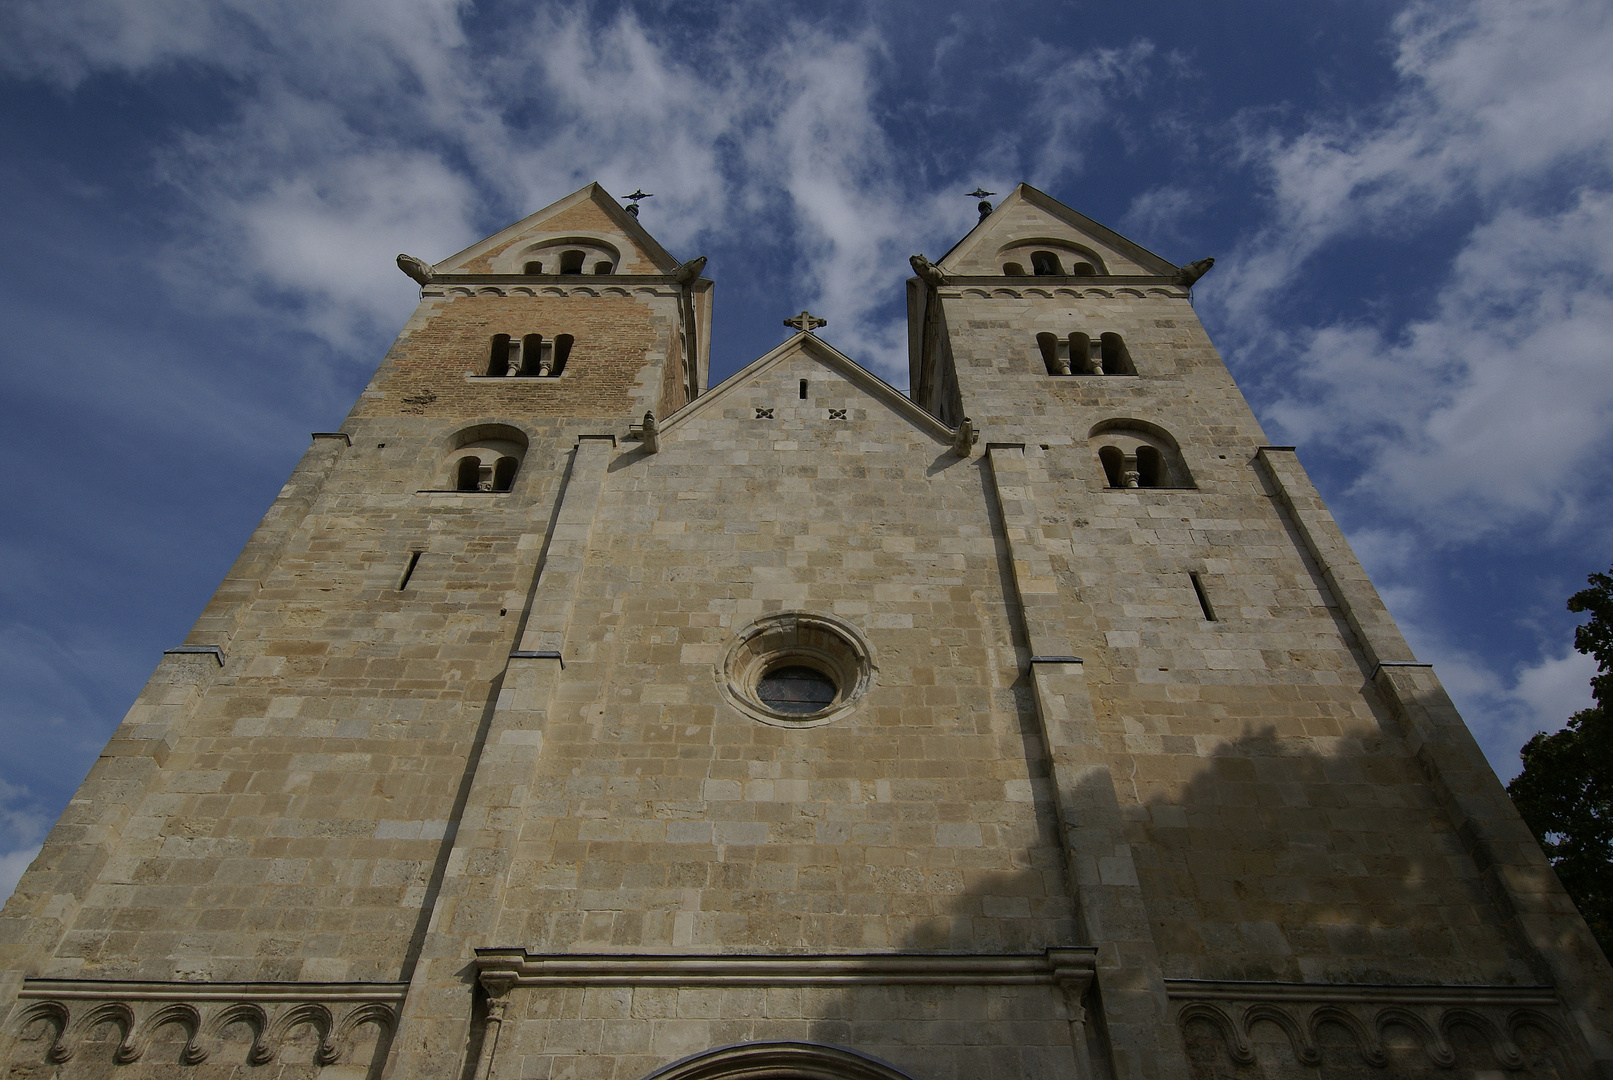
[1434,640,1596,779]
[0,0,230,84]
[0,2,1151,386]
[1021,41,1154,188]
[1267,192,1613,534]
[1220,0,1613,322]
[1121,185,1200,247]
[1209,0,1613,538]
[1381,590,1598,777]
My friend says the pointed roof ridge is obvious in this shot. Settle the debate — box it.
[432,182,680,274]
[657,332,955,444]
[935,183,1178,277]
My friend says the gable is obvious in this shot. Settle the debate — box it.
[656,333,956,451]
[937,183,1178,277]
[433,183,679,275]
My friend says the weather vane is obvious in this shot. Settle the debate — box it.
[966,187,996,220]
[625,189,654,217]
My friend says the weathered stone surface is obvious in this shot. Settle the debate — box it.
[3,182,1608,1080]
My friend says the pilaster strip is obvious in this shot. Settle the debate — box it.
[516,435,615,656]
[1254,447,1613,1069]
[984,445,1192,1080]
[383,436,616,1080]
[1254,447,1414,669]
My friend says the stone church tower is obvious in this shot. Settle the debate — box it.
[2,183,1610,1080]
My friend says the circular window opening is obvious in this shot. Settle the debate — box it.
[720,613,874,728]
[756,664,838,715]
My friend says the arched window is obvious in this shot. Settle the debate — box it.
[1071,261,1096,275]
[592,260,613,275]
[1036,332,1070,375]
[455,456,482,492]
[1098,445,1125,488]
[1070,332,1095,374]
[520,334,544,377]
[523,261,543,275]
[1002,262,1027,276]
[1137,445,1163,488]
[1089,419,1194,490]
[487,334,512,377]
[550,334,573,377]
[636,1041,921,1080]
[492,456,519,492]
[444,425,528,493]
[1099,332,1135,375]
[558,249,585,275]
[1031,250,1064,276]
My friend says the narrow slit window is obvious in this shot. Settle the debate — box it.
[398,551,423,590]
[1190,572,1217,621]
[800,379,808,399]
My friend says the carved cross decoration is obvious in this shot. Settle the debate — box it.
[784,310,827,334]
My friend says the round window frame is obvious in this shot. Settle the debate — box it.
[719,613,875,728]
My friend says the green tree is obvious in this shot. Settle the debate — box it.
[1507,568,1613,959]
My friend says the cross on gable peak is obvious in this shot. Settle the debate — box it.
[784,310,827,334]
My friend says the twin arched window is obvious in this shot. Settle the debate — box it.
[1089,420,1193,489]
[1037,332,1133,376]
[487,334,573,377]
[446,425,527,493]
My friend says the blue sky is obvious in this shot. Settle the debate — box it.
[2,0,1611,901]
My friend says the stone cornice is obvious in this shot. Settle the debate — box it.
[939,282,1190,300]
[425,280,686,300]
[1165,978,1557,1005]
[473,948,1096,989]
[18,979,406,1003]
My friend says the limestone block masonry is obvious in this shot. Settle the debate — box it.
[2,182,1609,1080]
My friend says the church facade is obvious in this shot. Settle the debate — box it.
[2,183,1609,1080]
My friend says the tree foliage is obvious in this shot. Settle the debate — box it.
[1507,569,1613,959]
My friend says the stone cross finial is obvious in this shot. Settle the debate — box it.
[783,310,827,334]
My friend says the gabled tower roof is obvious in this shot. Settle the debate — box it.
[937,183,1179,278]
[432,183,681,275]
